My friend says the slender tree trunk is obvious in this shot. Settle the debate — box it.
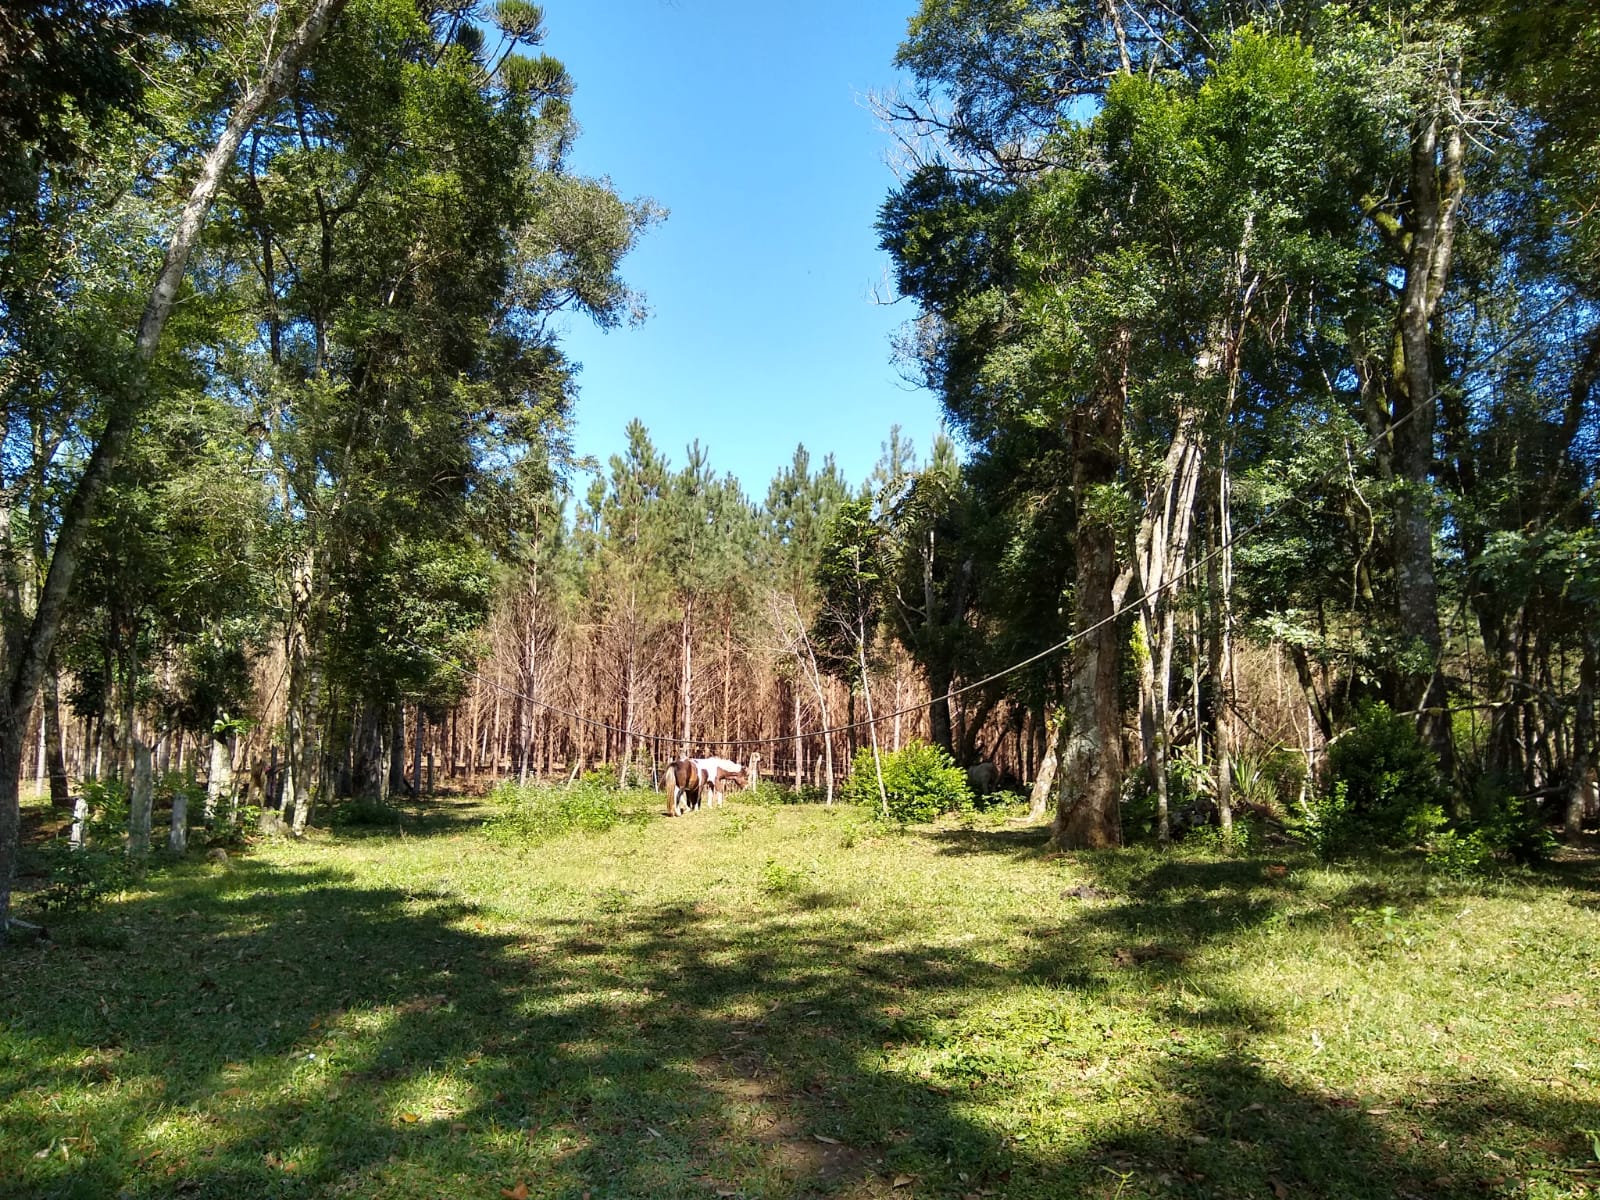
[412,703,423,798]
[204,735,233,827]
[1029,707,1061,821]
[45,665,69,808]
[1134,411,1203,845]
[1210,461,1237,835]
[1566,626,1597,836]
[127,740,153,857]
[680,598,693,756]
[169,765,188,854]
[793,683,803,789]
[387,704,405,798]
[858,620,888,817]
[1388,62,1464,774]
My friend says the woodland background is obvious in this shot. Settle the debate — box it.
[1,0,1598,931]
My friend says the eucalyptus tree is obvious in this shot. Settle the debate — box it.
[882,3,1431,845]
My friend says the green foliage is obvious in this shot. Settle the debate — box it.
[842,739,973,823]
[1187,814,1264,857]
[1295,780,1356,861]
[32,779,134,915]
[1322,702,1447,847]
[741,779,800,806]
[483,778,624,845]
[757,858,809,897]
[1426,793,1558,877]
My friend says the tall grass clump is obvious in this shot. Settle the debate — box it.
[841,739,973,823]
[483,777,624,845]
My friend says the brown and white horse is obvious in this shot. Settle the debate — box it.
[664,756,748,816]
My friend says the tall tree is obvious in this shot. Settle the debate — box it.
[0,0,350,935]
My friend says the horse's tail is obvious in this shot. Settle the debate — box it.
[664,758,683,816]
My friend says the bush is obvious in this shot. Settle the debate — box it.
[1425,792,1557,877]
[842,740,973,824]
[33,778,135,915]
[1305,701,1446,856]
[742,779,797,806]
[483,779,623,845]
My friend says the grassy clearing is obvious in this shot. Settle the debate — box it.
[3,788,1599,1199]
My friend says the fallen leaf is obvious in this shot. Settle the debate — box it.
[501,1183,529,1200]
[1365,1107,1393,1115]
[892,1174,915,1188]
[1269,1177,1289,1199]
[399,1112,420,1124]
[814,1134,840,1145]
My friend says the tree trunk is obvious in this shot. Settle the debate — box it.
[1388,61,1464,774]
[204,735,233,827]
[44,663,70,808]
[858,620,889,817]
[1566,626,1597,836]
[385,703,404,798]
[793,683,803,790]
[1052,391,1127,851]
[1134,414,1204,845]
[1029,707,1061,821]
[1210,461,1237,835]
[128,740,153,857]
[680,598,693,757]
[412,703,423,798]
[169,777,188,854]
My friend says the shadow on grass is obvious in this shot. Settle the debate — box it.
[2,842,1595,1199]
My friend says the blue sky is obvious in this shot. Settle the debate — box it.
[537,0,945,499]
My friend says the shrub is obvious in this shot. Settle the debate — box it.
[758,859,809,897]
[842,740,973,824]
[34,778,135,915]
[742,779,797,806]
[1309,701,1446,854]
[483,779,623,845]
[1426,792,1557,876]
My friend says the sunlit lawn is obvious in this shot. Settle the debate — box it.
[3,788,1598,1199]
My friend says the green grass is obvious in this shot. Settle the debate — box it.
[3,788,1599,1199]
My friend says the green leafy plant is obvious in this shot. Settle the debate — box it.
[1303,702,1447,857]
[483,779,623,845]
[841,739,973,823]
[758,858,809,897]
[33,778,135,915]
